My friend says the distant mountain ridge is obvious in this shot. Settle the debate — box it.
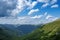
[0,24,41,36]
[17,25,41,34]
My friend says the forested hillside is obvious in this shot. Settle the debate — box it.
[20,19,60,40]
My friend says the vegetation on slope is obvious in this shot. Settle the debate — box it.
[0,27,21,40]
[20,19,60,40]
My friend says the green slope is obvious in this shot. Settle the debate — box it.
[0,27,21,40]
[0,28,12,40]
[20,19,60,40]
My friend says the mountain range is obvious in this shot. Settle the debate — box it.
[0,24,41,36]
[0,19,60,40]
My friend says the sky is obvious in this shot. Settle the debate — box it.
[0,0,60,24]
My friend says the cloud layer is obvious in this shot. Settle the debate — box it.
[0,12,58,24]
[0,0,59,24]
[0,0,17,17]
[0,0,59,17]
[28,9,39,15]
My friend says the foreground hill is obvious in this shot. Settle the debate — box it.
[0,28,19,40]
[20,19,60,40]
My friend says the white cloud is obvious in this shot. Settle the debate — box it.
[46,15,58,20]
[0,0,58,17]
[0,0,59,25]
[0,14,58,25]
[46,15,53,19]
[51,4,59,8]
[44,14,59,23]
[3,0,14,6]
[0,0,17,17]
[28,9,39,15]
[0,16,42,25]
[37,0,49,3]
[51,0,57,4]
[44,12,48,16]
[31,15,43,19]
[11,0,27,16]
[38,0,58,8]
[37,0,57,4]
[27,1,38,9]
[11,0,38,16]
[22,0,37,9]
[41,3,49,8]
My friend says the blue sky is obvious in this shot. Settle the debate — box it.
[0,0,60,24]
[18,0,60,17]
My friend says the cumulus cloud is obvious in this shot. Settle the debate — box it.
[46,15,53,19]
[27,1,38,9]
[0,0,59,25]
[37,0,49,3]
[38,0,58,8]
[0,0,38,17]
[37,0,57,4]
[51,4,59,8]
[0,0,58,17]
[0,13,58,25]
[51,0,57,4]
[0,16,42,25]
[0,0,17,17]
[44,12,58,21]
[28,9,39,15]
[41,3,49,8]
[45,15,58,23]
[31,15,43,19]
[44,12,48,16]
[11,0,27,16]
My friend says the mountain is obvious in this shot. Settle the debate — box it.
[20,19,60,40]
[0,28,11,40]
[0,24,41,36]
[0,27,23,40]
[0,24,41,40]
[0,25,20,36]
[17,25,41,34]
[0,19,60,40]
